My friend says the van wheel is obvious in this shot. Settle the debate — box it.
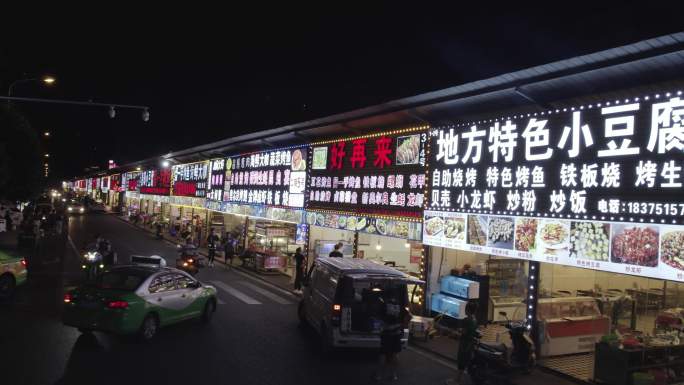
[297,301,308,327]
[320,323,333,354]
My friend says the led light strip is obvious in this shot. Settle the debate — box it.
[444,90,683,128]
[305,208,422,223]
[311,125,429,146]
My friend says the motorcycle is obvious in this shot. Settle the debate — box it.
[175,243,205,276]
[81,241,117,281]
[81,246,105,281]
[468,311,536,385]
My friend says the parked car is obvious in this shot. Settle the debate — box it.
[0,205,23,225]
[297,257,421,351]
[90,202,107,213]
[0,250,27,301]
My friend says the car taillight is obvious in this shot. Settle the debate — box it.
[107,300,128,309]
[331,304,342,326]
[64,293,73,303]
[20,259,26,267]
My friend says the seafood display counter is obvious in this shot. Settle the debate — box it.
[537,297,611,357]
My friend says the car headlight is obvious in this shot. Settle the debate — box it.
[68,207,73,211]
[79,208,84,212]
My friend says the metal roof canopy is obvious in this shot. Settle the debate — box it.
[111,33,684,173]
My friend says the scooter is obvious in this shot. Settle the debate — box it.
[468,311,536,385]
[81,247,104,281]
[175,243,204,276]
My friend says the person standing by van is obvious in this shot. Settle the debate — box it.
[445,301,479,385]
[329,242,343,258]
[374,288,408,382]
[293,247,305,293]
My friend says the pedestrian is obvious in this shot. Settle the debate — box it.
[374,287,410,382]
[55,214,63,235]
[293,247,305,293]
[328,242,344,258]
[4,210,12,232]
[206,228,219,267]
[445,301,479,385]
[223,234,235,269]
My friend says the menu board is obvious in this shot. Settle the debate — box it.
[424,210,684,282]
[226,147,307,208]
[207,158,226,201]
[139,168,171,195]
[428,92,684,225]
[171,161,208,198]
[306,211,422,241]
[307,128,428,218]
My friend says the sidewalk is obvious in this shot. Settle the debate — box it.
[115,215,299,295]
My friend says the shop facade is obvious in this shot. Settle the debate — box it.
[422,87,684,381]
[204,146,309,276]
[166,161,210,243]
[137,167,171,226]
[305,126,429,309]
[121,171,141,217]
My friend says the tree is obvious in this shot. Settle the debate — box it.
[0,105,43,201]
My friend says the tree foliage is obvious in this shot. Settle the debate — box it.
[0,105,43,201]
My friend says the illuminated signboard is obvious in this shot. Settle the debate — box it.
[109,174,122,192]
[100,176,110,193]
[122,171,140,192]
[207,158,226,201]
[307,126,428,219]
[226,147,307,208]
[425,90,684,282]
[139,168,171,195]
[171,161,208,198]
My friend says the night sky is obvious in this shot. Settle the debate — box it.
[2,5,682,179]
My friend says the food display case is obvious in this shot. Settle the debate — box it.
[489,296,526,322]
[440,276,479,299]
[537,297,611,357]
[431,293,468,319]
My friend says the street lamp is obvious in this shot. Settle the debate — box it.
[8,75,56,97]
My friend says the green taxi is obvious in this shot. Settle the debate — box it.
[0,250,27,301]
[63,265,217,340]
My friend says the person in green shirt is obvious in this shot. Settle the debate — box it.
[446,301,479,384]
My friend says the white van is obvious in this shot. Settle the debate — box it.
[298,257,422,351]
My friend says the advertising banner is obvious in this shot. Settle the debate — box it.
[171,161,209,198]
[139,168,171,195]
[307,127,428,219]
[425,90,684,282]
[226,147,307,209]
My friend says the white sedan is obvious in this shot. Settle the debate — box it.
[67,203,86,215]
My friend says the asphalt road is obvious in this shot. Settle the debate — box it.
[1,213,462,385]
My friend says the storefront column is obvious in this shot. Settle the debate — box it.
[527,261,540,353]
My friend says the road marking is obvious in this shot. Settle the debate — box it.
[67,235,79,256]
[235,280,293,305]
[210,280,262,305]
[230,268,298,298]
